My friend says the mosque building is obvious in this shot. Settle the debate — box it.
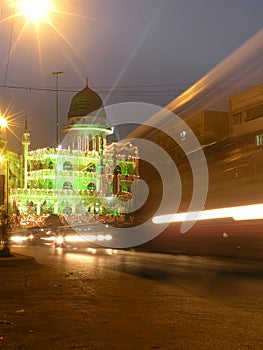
[4,83,139,227]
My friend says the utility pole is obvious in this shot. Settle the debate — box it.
[52,71,64,146]
[22,115,30,189]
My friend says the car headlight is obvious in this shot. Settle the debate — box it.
[55,236,64,244]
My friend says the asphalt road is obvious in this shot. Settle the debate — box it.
[1,244,263,349]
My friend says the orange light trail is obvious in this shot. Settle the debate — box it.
[165,28,263,117]
[153,203,263,224]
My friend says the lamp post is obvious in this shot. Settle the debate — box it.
[52,71,64,147]
[0,116,7,210]
[0,154,10,255]
[0,116,8,213]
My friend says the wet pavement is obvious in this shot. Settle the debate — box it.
[0,245,263,349]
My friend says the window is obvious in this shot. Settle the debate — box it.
[87,182,96,191]
[246,105,263,121]
[63,161,73,171]
[87,163,96,172]
[63,181,73,190]
[255,134,263,147]
[48,161,54,170]
[232,113,241,125]
[113,165,122,175]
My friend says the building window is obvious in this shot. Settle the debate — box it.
[87,182,96,191]
[63,206,72,214]
[63,181,73,190]
[246,105,263,121]
[87,163,96,172]
[48,161,54,170]
[63,161,73,171]
[232,113,241,125]
[114,165,122,175]
[255,134,263,147]
[77,136,81,150]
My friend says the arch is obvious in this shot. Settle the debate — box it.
[63,181,73,190]
[48,161,54,170]
[63,161,73,171]
[113,165,122,195]
[113,165,122,175]
[63,206,72,214]
[87,163,96,172]
[87,182,96,191]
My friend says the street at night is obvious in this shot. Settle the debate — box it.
[1,1,263,349]
[0,245,263,349]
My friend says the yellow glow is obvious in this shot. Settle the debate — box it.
[40,236,56,241]
[55,235,64,244]
[153,203,263,224]
[16,0,52,23]
[11,236,28,242]
[64,234,112,243]
[0,116,8,128]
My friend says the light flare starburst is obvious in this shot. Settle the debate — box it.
[2,0,94,61]
[16,0,52,24]
[1,0,95,145]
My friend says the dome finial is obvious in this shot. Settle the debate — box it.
[86,77,89,87]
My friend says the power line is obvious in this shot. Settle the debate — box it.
[0,82,261,97]
[3,18,13,86]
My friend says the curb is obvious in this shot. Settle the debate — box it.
[0,253,36,267]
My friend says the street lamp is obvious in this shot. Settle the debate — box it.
[0,116,7,129]
[52,71,64,146]
[0,115,7,151]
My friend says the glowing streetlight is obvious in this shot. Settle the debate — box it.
[0,116,8,150]
[14,0,53,25]
[0,116,8,129]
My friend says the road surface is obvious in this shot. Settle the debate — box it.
[1,244,263,349]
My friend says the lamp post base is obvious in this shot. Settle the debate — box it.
[0,246,14,257]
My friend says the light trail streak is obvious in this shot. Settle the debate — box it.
[153,203,263,224]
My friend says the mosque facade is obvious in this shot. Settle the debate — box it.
[5,84,139,227]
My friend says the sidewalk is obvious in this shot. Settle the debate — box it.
[0,252,36,267]
[0,253,99,350]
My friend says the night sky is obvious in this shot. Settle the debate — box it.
[1,0,263,151]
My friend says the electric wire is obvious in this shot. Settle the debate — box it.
[0,83,260,97]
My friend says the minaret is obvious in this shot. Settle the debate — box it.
[22,116,30,189]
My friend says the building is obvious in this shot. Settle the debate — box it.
[229,83,263,143]
[6,83,139,227]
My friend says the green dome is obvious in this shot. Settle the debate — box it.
[68,84,106,119]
